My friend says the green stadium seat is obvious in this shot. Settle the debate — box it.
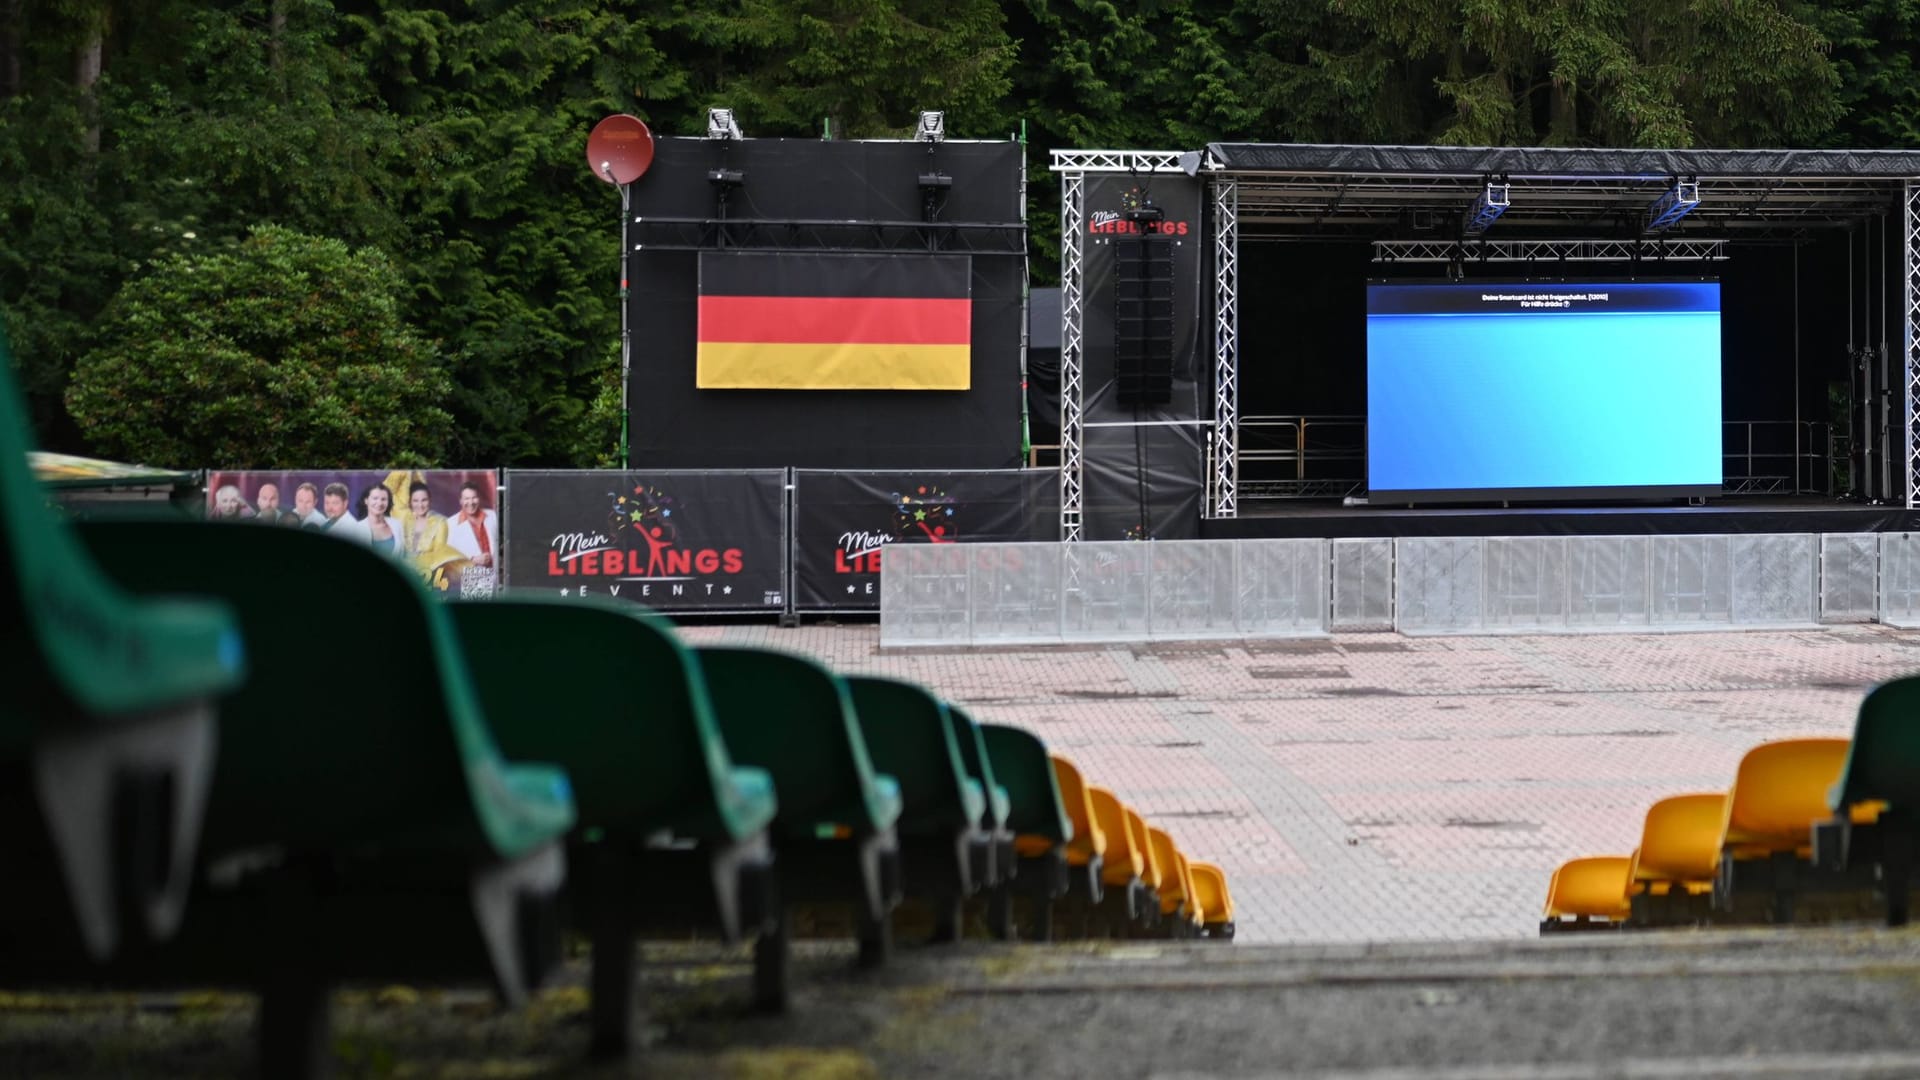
[947,704,1015,895]
[0,326,246,966]
[696,646,903,976]
[845,676,989,944]
[58,520,574,1079]
[445,595,780,1054]
[980,723,1074,941]
[1816,676,1920,926]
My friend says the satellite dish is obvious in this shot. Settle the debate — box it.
[586,114,655,186]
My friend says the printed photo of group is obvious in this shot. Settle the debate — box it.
[206,469,501,597]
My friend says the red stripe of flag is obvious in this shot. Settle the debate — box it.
[698,296,970,346]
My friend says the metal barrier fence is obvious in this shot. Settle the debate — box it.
[881,533,1920,646]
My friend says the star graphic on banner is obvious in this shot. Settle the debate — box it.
[846,584,857,594]
[914,509,927,521]
[560,588,570,597]
[723,585,733,595]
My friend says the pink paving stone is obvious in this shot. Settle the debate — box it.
[671,621,1920,943]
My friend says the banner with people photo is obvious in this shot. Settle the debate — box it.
[791,468,1060,611]
[205,469,503,597]
[502,470,787,612]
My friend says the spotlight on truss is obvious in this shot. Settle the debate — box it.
[706,107,743,141]
[1465,182,1510,236]
[1645,179,1701,233]
[914,110,946,143]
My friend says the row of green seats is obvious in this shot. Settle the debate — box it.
[1541,676,1920,933]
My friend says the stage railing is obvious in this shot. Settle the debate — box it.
[1216,414,1366,502]
[881,532,1900,646]
[1722,420,1830,496]
[1206,416,1828,504]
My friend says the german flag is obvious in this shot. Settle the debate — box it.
[696,253,972,390]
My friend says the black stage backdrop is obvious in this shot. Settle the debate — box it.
[1079,174,1206,540]
[503,470,786,611]
[791,468,1060,611]
[626,137,1026,470]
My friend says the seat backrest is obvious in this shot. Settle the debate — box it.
[1835,677,1920,811]
[845,676,972,829]
[1050,755,1106,861]
[698,646,894,835]
[1635,792,1727,884]
[75,520,555,859]
[947,704,1007,830]
[979,723,1072,843]
[445,596,758,841]
[1722,738,1852,848]
[1190,862,1232,923]
[1126,807,1161,889]
[0,325,242,738]
[1088,787,1142,882]
[1149,827,1188,910]
[1542,856,1632,920]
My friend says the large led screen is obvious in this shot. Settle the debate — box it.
[1366,280,1722,504]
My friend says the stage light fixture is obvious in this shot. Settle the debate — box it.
[1464,182,1509,236]
[1645,179,1700,233]
[915,110,946,143]
[706,107,743,141]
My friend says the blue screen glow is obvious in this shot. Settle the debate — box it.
[1366,281,1722,502]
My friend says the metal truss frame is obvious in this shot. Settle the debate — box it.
[1906,181,1920,508]
[1051,149,1189,174]
[1211,179,1240,518]
[1060,169,1086,541]
[1371,239,1728,263]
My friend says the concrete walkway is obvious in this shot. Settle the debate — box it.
[679,622,1920,943]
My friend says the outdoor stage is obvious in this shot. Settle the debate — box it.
[1199,496,1920,540]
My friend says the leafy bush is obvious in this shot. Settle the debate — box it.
[66,225,452,469]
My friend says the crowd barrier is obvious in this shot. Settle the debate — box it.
[881,533,1920,647]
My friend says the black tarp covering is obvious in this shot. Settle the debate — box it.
[1206,143,1920,177]
[1079,174,1207,540]
[625,137,1026,470]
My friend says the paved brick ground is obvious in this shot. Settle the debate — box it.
[677,622,1920,945]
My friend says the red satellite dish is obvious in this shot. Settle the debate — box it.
[586,114,655,186]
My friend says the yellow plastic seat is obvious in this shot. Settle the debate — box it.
[1189,862,1235,940]
[1542,856,1632,922]
[1632,792,1727,897]
[1721,739,1879,860]
[1089,787,1144,888]
[1050,755,1107,869]
[1149,827,1190,919]
[1174,851,1204,930]
[1126,807,1161,894]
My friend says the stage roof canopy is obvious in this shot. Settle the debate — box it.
[1064,143,1920,240]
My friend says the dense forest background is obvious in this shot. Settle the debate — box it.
[3,0,1918,468]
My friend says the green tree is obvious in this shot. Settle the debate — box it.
[65,225,453,469]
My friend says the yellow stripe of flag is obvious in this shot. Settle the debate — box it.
[696,342,971,391]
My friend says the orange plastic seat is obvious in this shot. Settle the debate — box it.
[1189,862,1235,939]
[1050,755,1106,868]
[1149,827,1190,918]
[1632,793,1727,897]
[1089,787,1144,888]
[1173,851,1204,930]
[1126,807,1161,894]
[1721,739,1879,860]
[1541,856,1632,922]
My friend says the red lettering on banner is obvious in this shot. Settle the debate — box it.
[695,550,720,574]
[665,549,692,575]
[723,549,744,574]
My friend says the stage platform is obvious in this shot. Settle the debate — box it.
[1199,497,1920,540]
